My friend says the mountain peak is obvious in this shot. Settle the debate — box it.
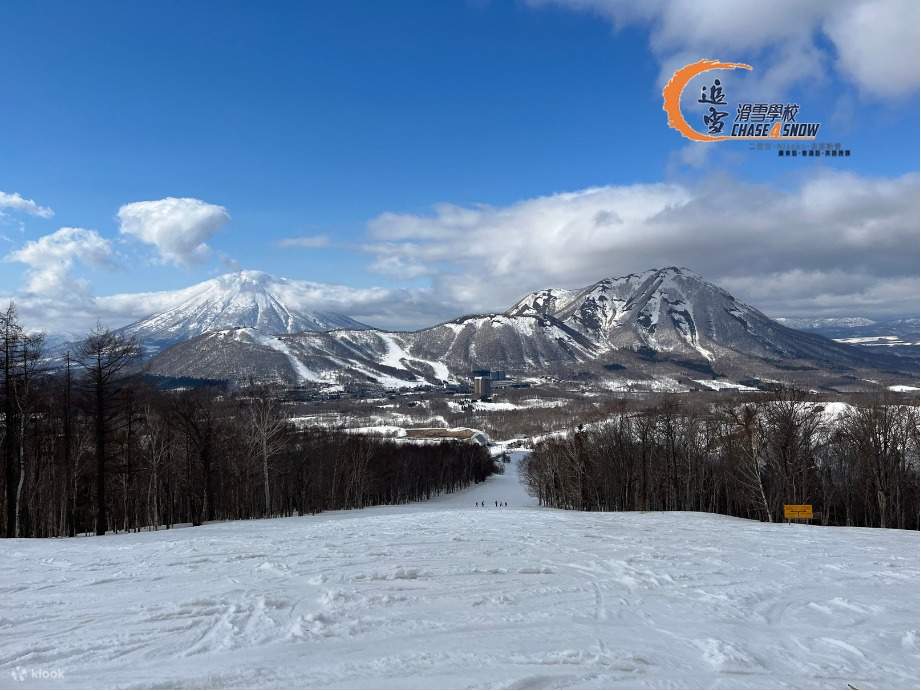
[654,265,702,280]
[118,271,370,352]
[599,266,702,284]
[502,267,764,362]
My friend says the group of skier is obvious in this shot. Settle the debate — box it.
[475,500,508,507]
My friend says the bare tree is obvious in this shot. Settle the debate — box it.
[245,388,289,516]
[1,303,23,537]
[841,397,916,529]
[12,331,44,537]
[61,352,76,536]
[75,326,140,535]
[139,403,171,530]
[760,390,823,514]
[725,403,772,522]
[171,390,219,526]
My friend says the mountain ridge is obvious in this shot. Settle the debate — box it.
[144,267,915,391]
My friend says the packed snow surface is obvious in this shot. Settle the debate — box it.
[1,453,917,689]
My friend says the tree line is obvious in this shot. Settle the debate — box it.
[524,391,919,529]
[0,305,495,538]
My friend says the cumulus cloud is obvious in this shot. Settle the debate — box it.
[117,197,230,266]
[5,227,113,295]
[277,234,331,249]
[363,171,919,320]
[1,227,119,337]
[530,0,919,99]
[0,191,54,219]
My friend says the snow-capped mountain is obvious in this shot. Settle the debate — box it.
[509,267,883,364]
[118,271,369,351]
[146,267,914,389]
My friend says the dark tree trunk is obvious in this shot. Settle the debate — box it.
[95,383,106,536]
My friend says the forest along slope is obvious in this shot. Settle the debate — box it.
[0,453,917,690]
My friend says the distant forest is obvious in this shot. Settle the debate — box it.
[0,306,495,538]
[524,393,920,530]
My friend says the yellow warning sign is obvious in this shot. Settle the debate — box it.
[784,504,813,520]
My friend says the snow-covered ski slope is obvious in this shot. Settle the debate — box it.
[1,453,917,689]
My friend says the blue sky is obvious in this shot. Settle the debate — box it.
[0,0,918,332]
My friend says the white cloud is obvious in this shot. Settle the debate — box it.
[364,171,919,319]
[823,1,921,99]
[368,253,434,279]
[1,227,119,338]
[530,0,919,99]
[278,234,331,249]
[4,168,915,335]
[5,227,113,295]
[3,174,915,335]
[0,191,54,219]
[117,197,230,266]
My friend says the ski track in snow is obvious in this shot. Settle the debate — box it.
[0,452,917,689]
[243,331,323,384]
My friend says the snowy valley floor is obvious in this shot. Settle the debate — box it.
[1,453,918,690]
